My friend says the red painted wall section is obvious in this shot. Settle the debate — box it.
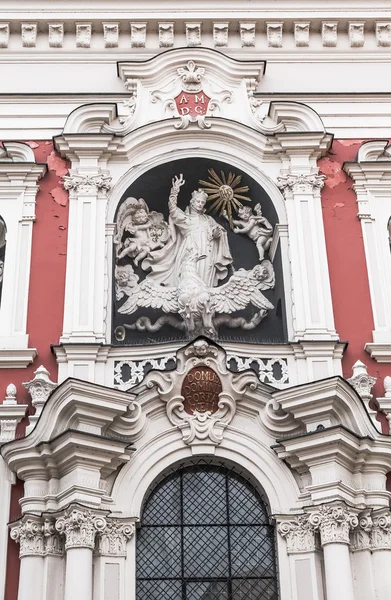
[319,140,389,433]
[1,141,69,600]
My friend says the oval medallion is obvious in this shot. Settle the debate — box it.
[181,366,222,415]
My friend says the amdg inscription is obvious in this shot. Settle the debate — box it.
[182,366,222,415]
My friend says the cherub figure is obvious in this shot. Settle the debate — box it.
[115,198,169,267]
[228,203,273,261]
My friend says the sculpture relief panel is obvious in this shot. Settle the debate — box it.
[113,158,285,345]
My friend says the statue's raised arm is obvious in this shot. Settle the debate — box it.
[168,174,185,212]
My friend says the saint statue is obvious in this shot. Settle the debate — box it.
[143,174,233,287]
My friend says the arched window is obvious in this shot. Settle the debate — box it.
[136,463,278,600]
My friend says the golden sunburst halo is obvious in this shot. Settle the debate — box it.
[199,169,250,229]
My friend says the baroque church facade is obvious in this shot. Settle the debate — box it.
[1,2,391,600]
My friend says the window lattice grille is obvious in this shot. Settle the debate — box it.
[136,463,279,600]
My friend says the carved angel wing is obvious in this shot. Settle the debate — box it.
[210,269,274,314]
[117,279,178,315]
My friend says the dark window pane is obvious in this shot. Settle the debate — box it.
[186,581,228,600]
[183,526,229,578]
[228,477,268,524]
[137,526,181,578]
[232,578,279,600]
[183,469,227,525]
[230,526,275,578]
[136,580,182,600]
[142,476,181,525]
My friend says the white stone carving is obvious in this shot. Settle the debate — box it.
[308,504,358,546]
[349,22,365,47]
[347,360,379,430]
[43,519,64,556]
[48,23,64,47]
[159,22,174,47]
[372,509,391,550]
[10,518,44,557]
[21,23,37,47]
[277,172,326,197]
[130,23,146,48]
[95,520,135,557]
[55,507,107,550]
[4,383,16,405]
[226,355,289,387]
[267,23,283,48]
[145,338,258,448]
[277,515,317,554]
[322,22,338,47]
[240,23,256,47]
[103,23,119,48]
[376,22,391,47]
[76,23,92,48]
[63,172,112,197]
[0,420,18,442]
[294,22,310,47]
[186,23,201,47]
[24,365,57,435]
[114,356,176,390]
[115,173,275,339]
[227,204,273,261]
[0,23,9,48]
[351,512,373,551]
[213,23,229,48]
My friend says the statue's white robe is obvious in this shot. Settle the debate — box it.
[143,206,232,287]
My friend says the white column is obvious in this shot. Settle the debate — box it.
[277,515,324,600]
[55,506,107,600]
[42,519,65,600]
[371,509,391,600]
[350,513,376,600]
[10,517,45,600]
[93,519,135,600]
[61,171,112,344]
[309,504,357,600]
[277,172,337,341]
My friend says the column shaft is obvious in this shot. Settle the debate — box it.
[323,543,355,600]
[372,550,391,600]
[64,547,93,600]
[17,556,44,600]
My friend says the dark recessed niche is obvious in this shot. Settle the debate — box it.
[112,157,287,346]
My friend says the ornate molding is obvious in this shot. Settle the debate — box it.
[55,507,107,550]
[351,512,373,552]
[10,517,44,557]
[43,518,64,556]
[308,504,358,546]
[95,519,135,557]
[277,172,326,198]
[277,515,317,554]
[63,172,112,197]
[144,338,258,449]
[372,510,391,550]
[24,365,57,435]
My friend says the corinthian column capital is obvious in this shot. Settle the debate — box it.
[308,504,358,546]
[55,506,107,550]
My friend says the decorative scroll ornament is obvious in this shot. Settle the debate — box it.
[277,172,326,198]
[372,510,391,550]
[55,507,107,550]
[10,518,45,557]
[151,59,232,130]
[351,512,373,552]
[277,515,317,554]
[308,504,358,546]
[63,172,112,197]
[43,518,64,556]
[114,172,275,340]
[95,519,135,557]
[144,338,258,449]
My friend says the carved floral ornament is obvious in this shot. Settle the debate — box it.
[63,172,112,197]
[277,172,326,198]
[10,509,135,557]
[278,506,391,554]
